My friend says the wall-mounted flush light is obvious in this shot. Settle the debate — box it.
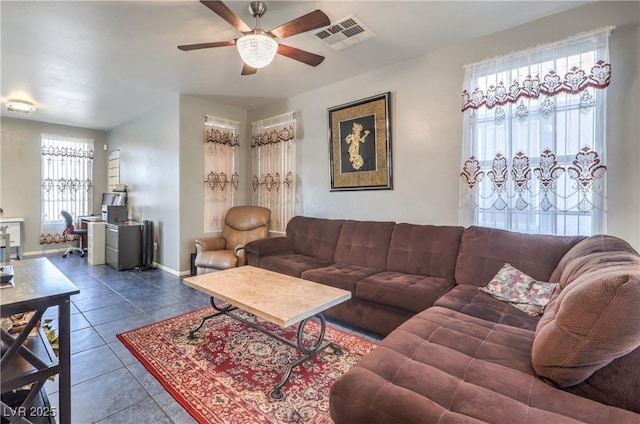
[6,101,36,114]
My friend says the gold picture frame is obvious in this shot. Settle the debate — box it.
[328,92,392,191]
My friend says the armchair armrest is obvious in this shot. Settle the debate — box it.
[195,236,226,254]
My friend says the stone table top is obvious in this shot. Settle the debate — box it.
[183,266,351,327]
[1,258,79,316]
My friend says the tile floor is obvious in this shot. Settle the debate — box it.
[34,253,379,423]
[41,253,212,423]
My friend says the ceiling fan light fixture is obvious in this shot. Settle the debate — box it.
[6,100,36,114]
[236,31,278,69]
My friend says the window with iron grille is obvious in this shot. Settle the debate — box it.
[39,134,94,244]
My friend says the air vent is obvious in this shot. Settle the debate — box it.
[311,15,375,51]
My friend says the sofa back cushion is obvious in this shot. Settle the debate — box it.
[455,226,584,286]
[334,220,395,268]
[286,216,344,261]
[386,224,464,279]
[532,235,640,388]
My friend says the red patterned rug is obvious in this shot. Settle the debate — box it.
[117,308,376,423]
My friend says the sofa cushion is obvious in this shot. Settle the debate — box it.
[434,285,540,331]
[356,272,455,313]
[301,263,383,294]
[259,254,333,278]
[455,226,584,286]
[480,263,557,316]
[386,223,463,279]
[333,220,395,268]
[286,216,344,261]
[330,306,638,424]
[532,236,640,388]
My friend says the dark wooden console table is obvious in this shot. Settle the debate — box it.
[1,258,79,423]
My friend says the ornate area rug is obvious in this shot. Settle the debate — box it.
[117,308,376,423]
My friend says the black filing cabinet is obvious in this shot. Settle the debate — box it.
[105,223,142,271]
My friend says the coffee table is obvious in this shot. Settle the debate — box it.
[183,266,351,399]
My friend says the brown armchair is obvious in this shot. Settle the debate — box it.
[194,206,270,274]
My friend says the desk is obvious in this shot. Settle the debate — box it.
[78,216,102,251]
[1,258,79,423]
[0,217,24,260]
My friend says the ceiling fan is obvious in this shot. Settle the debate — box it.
[178,1,330,75]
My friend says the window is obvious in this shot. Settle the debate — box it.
[251,112,297,234]
[40,134,94,244]
[203,116,240,233]
[459,27,612,236]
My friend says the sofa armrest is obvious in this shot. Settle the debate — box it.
[195,236,226,254]
[245,237,294,266]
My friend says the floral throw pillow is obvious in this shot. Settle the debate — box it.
[480,263,558,316]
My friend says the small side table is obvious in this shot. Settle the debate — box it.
[1,258,79,423]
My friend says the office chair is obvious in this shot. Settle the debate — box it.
[61,210,87,258]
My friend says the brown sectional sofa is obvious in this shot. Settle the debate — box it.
[244,216,640,423]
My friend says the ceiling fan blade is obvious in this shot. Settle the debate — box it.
[200,1,252,33]
[269,10,330,39]
[277,44,325,67]
[241,64,258,76]
[178,40,236,51]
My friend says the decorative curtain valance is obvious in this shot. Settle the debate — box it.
[459,27,612,236]
[203,115,240,233]
[461,60,611,112]
[251,112,297,234]
[205,115,240,146]
[250,112,296,147]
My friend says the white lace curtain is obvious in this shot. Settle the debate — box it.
[40,134,94,244]
[203,115,240,233]
[251,112,297,234]
[459,26,613,236]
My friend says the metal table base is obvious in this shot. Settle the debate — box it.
[189,297,344,400]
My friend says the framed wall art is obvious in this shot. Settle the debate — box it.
[328,92,392,191]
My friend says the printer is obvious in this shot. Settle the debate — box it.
[102,205,127,224]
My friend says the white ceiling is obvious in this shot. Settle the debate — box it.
[1,1,591,131]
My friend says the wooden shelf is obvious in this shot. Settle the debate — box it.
[1,327,58,393]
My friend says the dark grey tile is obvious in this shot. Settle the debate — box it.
[108,340,138,366]
[125,295,183,312]
[127,362,164,396]
[118,285,167,300]
[152,391,198,424]
[71,283,117,301]
[71,313,91,331]
[67,275,106,289]
[83,301,143,326]
[67,368,150,423]
[186,294,212,309]
[94,313,154,343]
[148,302,201,322]
[95,398,173,424]
[71,344,124,385]
[102,277,156,292]
[71,326,106,354]
[72,291,126,312]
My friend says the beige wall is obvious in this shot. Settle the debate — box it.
[178,95,247,274]
[0,117,108,255]
[248,1,640,250]
[107,96,181,271]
